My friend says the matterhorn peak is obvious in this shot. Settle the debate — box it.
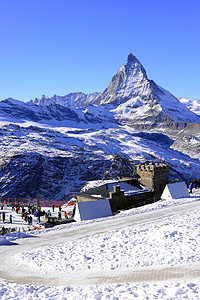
[127,53,139,64]
[126,53,147,77]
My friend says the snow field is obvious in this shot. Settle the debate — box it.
[1,280,200,300]
[15,208,200,274]
[1,191,200,299]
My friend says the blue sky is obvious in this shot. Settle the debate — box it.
[0,0,200,102]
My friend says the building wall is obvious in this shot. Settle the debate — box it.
[109,185,154,212]
[109,185,127,212]
[136,162,169,198]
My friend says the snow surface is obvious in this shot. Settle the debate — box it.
[1,189,200,299]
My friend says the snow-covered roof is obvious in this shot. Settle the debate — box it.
[81,179,117,192]
[161,182,190,200]
[107,182,149,195]
[77,179,150,200]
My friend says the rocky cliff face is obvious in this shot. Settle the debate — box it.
[102,154,134,180]
[0,124,112,200]
[0,152,111,200]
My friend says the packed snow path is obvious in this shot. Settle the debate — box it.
[1,199,200,286]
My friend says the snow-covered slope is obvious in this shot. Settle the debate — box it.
[0,98,82,122]
[0,119,199,200]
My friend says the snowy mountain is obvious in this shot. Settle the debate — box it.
[30,92,100,109]
[0,54,199,200]
[94,54,199,125]
[177,97,200,116]
[30,54,200,126]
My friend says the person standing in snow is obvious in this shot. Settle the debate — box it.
[28,203,31,213]
[38,211,41,223]
[189,182,193,194]
[32,206,35,214]
[28,215,32,225]
[25,211,28,222]
[9,214,12,223]
[2,212,5,223]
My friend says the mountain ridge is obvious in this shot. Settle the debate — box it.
[0,53,199,200]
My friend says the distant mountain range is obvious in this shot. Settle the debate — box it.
[0,54,199,200]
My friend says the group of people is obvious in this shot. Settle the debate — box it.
[0,202,12,223]
[52,204,68,220]
[0,201,70,226]
[1,202,35,225]
[1,201,7,210]
[0,212,12,223]
[12,202,33,225]
[194,179,200,189]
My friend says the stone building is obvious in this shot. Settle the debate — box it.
[108,183,152,212]
[72,162,169,214]
[136,162,169,199]
[74,178,152,212]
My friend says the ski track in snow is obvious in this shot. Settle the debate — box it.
[1,192,200,298]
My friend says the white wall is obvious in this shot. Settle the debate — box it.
[74,199,112,222]
[161,182,190,200]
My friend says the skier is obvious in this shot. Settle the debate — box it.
[9,214,12,223]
